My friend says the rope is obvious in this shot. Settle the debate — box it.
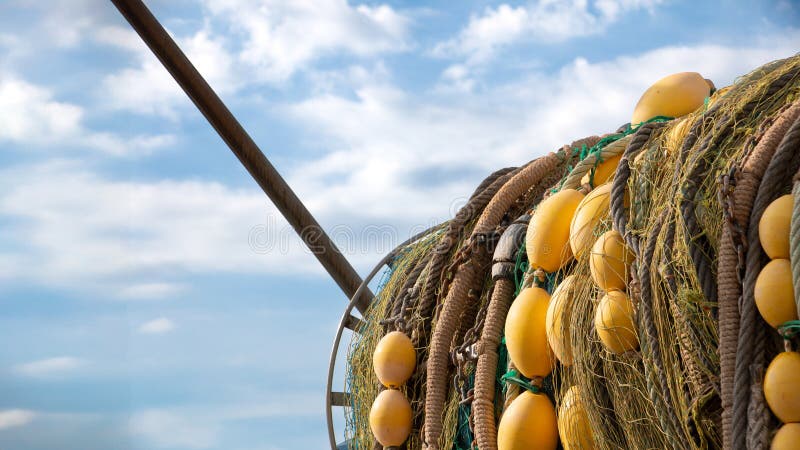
[562,116,672,191]
[718,100,800,449]
[638,211,688,448]
[408,166,518,444]
[611,121,667,254]
[733,112,800,450]
[422,153,559,450]
[470,279,513,450]
[562,135,631,190]
[792,180,800,319]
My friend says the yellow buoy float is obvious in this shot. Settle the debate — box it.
[631,72,713,124]
[772,423,800,449]
[373,331,416,388]
[570,183,612,259]
[546,275,592,366]
[759,194,792,259]
[754,259,797,329]
[594,290,639,354]
[369,389,413,447]
[505,287,556,378]
[558,385,596,450]
[497,390,559,450]
[764,351,800,424]
[527,189,584,272]
[581,154,621,188]
[589,230,634,291]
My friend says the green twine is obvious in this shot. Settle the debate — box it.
[552,115,672,193]
[630,115,674,129]
[453,372,475,450]
[501,369,540,394]
[778,320,800,340]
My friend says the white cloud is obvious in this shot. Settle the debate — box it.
[13,356,84,377]
[0,160,320,297]
[129,409,219,449]
[128,395,320,449]
[0,409,36,430]
[138,317,176,335]
[434,0,662,65]
[287,36,800,229]
[96,0,411,118]
[99,28,238,119]
[203,0,410,83]
[17,0,107,48]
[0,76,83,142]
[0,75,175,155]
[119,283,186,301]
[1,35,797,299]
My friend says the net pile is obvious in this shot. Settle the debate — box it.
[344,54,800,450]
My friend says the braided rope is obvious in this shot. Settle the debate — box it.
[792,180,800,319]
[718,101,800,449]
[611,121,667,253]
[400,167,519,445]
[422,153,560,449]
[471,277,515,450]
[561,134,632,190]
[733,113,800,449]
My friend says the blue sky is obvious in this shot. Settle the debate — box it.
[0,1,798,449]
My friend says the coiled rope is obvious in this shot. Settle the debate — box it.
[733,112,800,450]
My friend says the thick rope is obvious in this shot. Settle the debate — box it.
[733,113,800,449]
[718,101,800,449]
[417,169,518,326]
[408,167,519,443]
[422,153,559,449]
[562,134,632,190]
[792,180,800,319]
[611,121,667,253]
[471,277,515,450]
[469,167,517,201]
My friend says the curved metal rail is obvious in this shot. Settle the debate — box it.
[325,224,442,449]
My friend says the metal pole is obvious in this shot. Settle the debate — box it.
[109,0,373,312]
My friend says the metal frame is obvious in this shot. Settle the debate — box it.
[325,225,441,449]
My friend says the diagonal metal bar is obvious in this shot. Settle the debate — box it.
[109,0,373,312]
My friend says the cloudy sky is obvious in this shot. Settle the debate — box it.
[0,0,798,449]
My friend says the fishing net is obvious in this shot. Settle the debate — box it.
[342,54,800,450]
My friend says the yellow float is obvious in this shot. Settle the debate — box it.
[754,259,797,329]
[570,183,612,259]
[505,287,556,378]
[631,72,713,124]
[497,390,559,450]
[764,352,800,424]
[558,385,596,450]
[594,290,639,354]
[759,194,792,260]
[772,423,800,449]
[546,275,592,366]
[589,230,634,291]
[581,154,621,187]
[373,331,416,388]
[527,189,584,272]
[369,389,413,447]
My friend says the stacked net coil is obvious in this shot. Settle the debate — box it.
[343,54,800,450]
